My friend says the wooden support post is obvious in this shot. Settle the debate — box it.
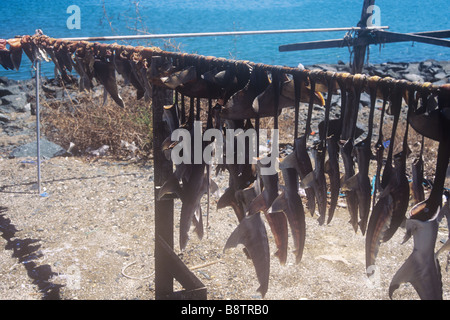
[157,236,207,300]
[152,56,207,300]
[351,0,375,74]
[152,56,176,300]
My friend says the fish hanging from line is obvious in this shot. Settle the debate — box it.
[341,77,380,234]
[372,85,390,209]
[93,57,125,108]
[6,38,22,71]
[113,46,146,100]
[246,158,289,266]
[389,217,443,300]
[390,86,450,299]
[71,45,95,92]
[252,74,325,118]
[216,120,257,223]
[223,212,270,298]
[221,65,271,120]
[337,74,364,232]
[365,86,410,271]
[274,152,307,263]
[304,71,335,225]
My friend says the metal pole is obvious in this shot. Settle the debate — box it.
[60,26,389,42]
[35,59,41,195]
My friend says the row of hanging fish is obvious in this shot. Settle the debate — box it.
[2,33,450,299]
[156,65,450,299]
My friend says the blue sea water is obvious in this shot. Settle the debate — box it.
[0,0,449,80]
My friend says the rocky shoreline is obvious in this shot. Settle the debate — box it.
[0,59,449,159]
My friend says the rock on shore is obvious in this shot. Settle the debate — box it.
[0,77,67,158]
[305,59,450,85]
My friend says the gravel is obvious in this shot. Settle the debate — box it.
[0,153,448,300]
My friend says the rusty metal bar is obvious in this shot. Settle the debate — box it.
[59,26,389,42]
[32,35,446,94]
[35,59,42,195]
[374,30,450,48]
[279,29,450,52]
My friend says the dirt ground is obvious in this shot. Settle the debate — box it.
[1,92,449,300]
[0,152,449,300]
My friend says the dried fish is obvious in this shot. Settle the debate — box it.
[223,212,270,298]
[389,218,443,300]
[93,57,125,108]
[274,153,306,263]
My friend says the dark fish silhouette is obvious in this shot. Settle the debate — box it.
[275,153,307,263]
[265,210,289,265]
[391,88,450,299]
[158,163,218,250]
[338,75,365,232]
[0,40,14,70]
[308,73,334,225]
[129,52,152,101]
[372,88,389,209]
[252,76,325,117]
[71,46,95,92]
[292,77,317,216]
[20,35,36,64]
[293,136,315,216]
[365,153,409,273]
[246,160,289,265]
[93,58,125,108]
[389,218,443,300]
[221,65,270,120]
[223,212,270,298]
[113,47,145,100]
[216,120,257,222]
[7,38,22,71]
[301,143,327,225]
[366,89,411,269]
[42,40,72,83]
[248,161,280,215]
[342,77,379,234]
[324,125,341,224]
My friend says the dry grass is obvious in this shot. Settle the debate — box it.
[41,81,155,159]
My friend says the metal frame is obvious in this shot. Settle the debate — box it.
[278,0,450,74]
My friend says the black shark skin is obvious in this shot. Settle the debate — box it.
[343,78,379,235]
[223,212,270,298]
[390,86,450,300]
[338,75,364,232]
[275,153,307,263]
[365,87,410,270]
[93,58,125,108]
[389,218,443,300]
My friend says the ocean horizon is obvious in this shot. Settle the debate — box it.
[1,0,449,80]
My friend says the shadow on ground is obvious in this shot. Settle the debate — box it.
[0,206,63,299]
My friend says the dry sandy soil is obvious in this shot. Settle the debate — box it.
[0,153,449,301]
